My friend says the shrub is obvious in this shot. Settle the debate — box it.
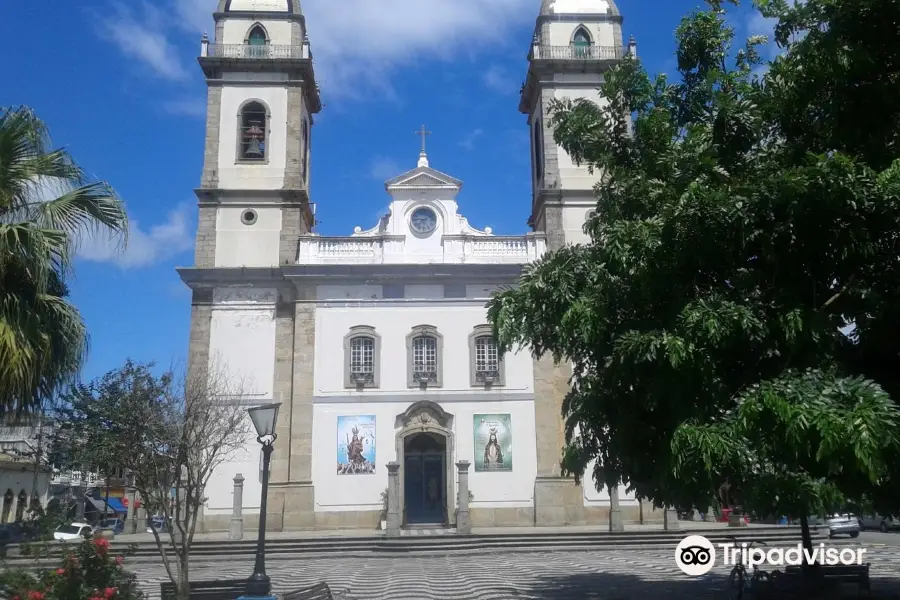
[0,538,143,600]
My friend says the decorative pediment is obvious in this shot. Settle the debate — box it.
[395,400,454,431]
[385,166,462,191]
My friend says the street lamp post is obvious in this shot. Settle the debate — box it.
[244,403,280,599]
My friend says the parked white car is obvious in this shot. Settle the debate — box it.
[826,514,860,538]
[859,514,898,533]
[53,522,94,541]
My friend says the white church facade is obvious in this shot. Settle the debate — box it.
[178,0,663,531]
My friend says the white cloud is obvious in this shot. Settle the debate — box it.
[172,0,216,34]
[459,128,484,151]
[369,157,401,181]
[97,2,190,81]
[482,65,518,95]
[738,0,807,67]
[100,0,535,98]
[162,98,208,118]
[77,204,194,268]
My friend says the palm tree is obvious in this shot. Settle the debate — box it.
[0,106,127,415]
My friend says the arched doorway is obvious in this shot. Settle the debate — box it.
[394,401,455,528]
[15,490,27,522]
[404,432,447,524]
[1,490,12,523]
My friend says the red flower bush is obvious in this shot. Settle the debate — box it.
[93,539,110,556]
[0,537,143,600]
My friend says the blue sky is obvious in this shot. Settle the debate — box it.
[0,0,775,381]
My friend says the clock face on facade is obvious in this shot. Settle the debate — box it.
[410,207,438,234]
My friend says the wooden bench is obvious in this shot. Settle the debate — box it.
[159,581,340,600]
[784,563,871,596]
[281,583,340,599]
[160,579,247,600]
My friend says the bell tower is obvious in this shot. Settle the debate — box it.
[194,0,321,269]
[520,0,633,527]
[520,0,631,250]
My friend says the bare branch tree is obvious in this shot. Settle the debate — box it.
[53,360,252,600]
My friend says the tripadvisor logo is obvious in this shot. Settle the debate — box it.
[675,535,868,576]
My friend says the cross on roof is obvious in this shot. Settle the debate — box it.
[415,124,432,153]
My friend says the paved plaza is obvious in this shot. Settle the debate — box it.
[130,546,900,600]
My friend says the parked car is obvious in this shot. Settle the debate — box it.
[858,514,898,533]
[826,514,860,538]
[53,522,94,541]
[146,516,170,534]
[98,518,125,535]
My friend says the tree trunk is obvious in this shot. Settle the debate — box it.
[800,514,813,553]
[177,557,190,600]
[798,514,822,591]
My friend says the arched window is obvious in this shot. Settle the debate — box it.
[572,26,593,58]
[238,101,268,162]
[406,325,443,388]
[533,121,543,184]
[248,26,267,46]
[245,24,269,58]
[469,325,505,386]
[343,326,381,388]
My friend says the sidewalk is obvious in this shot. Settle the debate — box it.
[115,520,790,544]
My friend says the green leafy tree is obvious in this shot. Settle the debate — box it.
[52,361,251,600]
[0,106,128,415]
[487,0,900,549]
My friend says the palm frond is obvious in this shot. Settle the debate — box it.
[0,105,121,415]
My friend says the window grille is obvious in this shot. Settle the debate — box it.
[412,336,438,382]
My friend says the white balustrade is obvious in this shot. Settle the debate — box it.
[205,44,310,60]
[296,234,546,264]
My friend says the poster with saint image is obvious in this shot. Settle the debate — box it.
[337,415,376,475]
[473,414,513,472]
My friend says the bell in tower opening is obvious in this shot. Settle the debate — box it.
[240,101,268,160]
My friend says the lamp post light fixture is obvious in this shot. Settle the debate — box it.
[244,402,280,599]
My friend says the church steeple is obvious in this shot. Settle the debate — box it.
[520,0,624,248]
[193,0,322,269]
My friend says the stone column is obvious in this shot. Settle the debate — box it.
[608,486,624,532]
[200,86,222,189]
[456,461,471,535]
[75,486,86,521]
[532,354,585,526]
[230,474,244,541]
[7,495,17,524]
[126,488,137,534]
[728,512,748,528]
[282,88,304,191]
[386,462,401,538]
[664,506,680,530]
[269,289,317,531]
[136,505,147,532]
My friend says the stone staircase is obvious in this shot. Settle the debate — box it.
[4,525,827,563]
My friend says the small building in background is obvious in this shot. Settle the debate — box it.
[0,417,53,521]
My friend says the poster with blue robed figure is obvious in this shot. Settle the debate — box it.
[337,415,376,475]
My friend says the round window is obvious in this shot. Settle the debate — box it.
[410,207,437,234]
[241,209,258,226]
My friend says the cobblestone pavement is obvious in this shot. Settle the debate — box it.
[129,546,900,600]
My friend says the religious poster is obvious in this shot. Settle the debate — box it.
[473,414,513,472]
[337,415,376,475]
